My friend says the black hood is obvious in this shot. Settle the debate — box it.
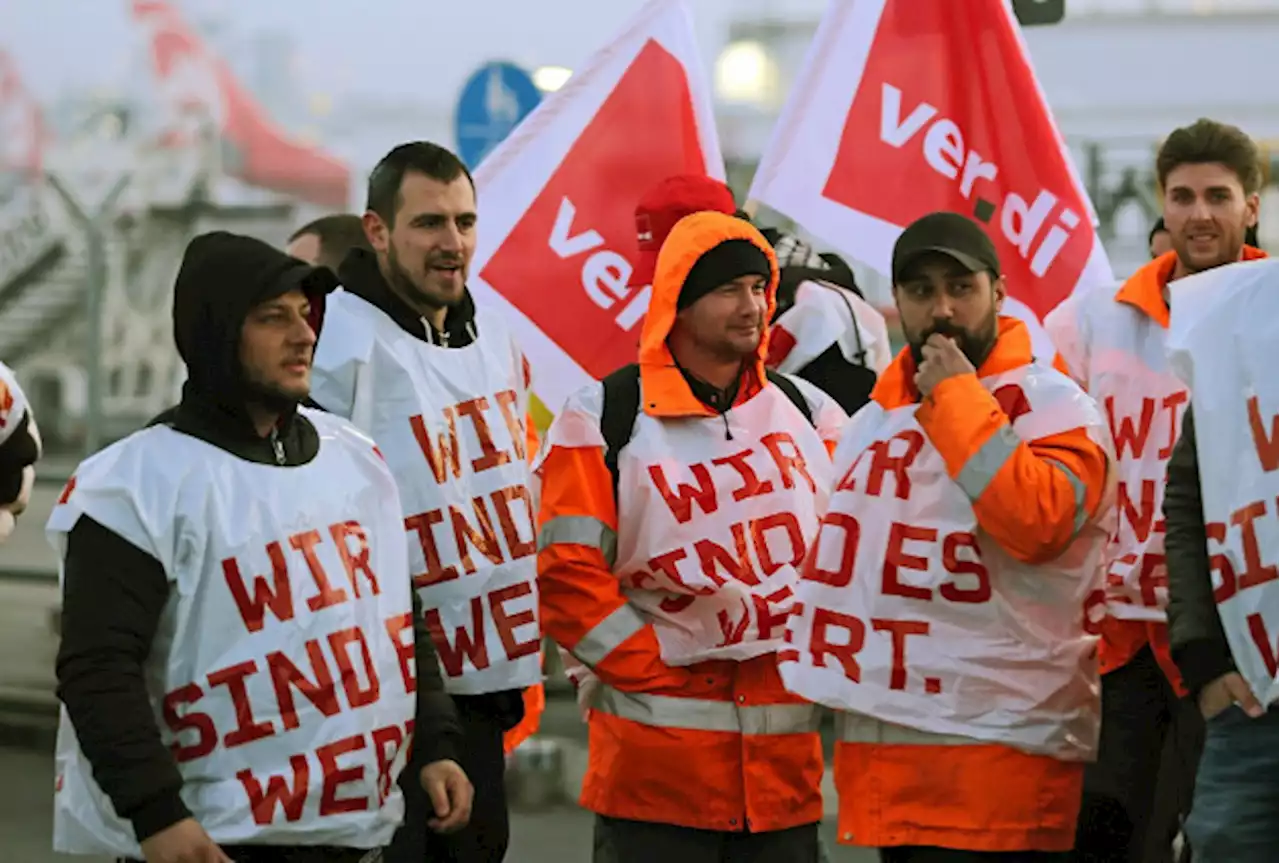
[173,231,339,399]
[337,247,479,348]
[166,232,338,465]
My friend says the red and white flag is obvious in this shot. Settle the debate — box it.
[748,0,1113,354]
[471,0,723,413]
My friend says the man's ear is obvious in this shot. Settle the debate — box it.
[992,273,1008,311]
[362,211,390,254]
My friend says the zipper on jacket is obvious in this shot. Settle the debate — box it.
[270,428,285,465]
[722,412,733,441]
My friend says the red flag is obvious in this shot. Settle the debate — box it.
[749,0,1112,335]
[470,0,722,412]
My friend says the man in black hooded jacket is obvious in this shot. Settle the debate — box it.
[53,231,470,863]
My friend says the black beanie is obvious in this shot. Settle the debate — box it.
[677,239,772,310]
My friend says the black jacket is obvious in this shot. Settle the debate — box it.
[1164,406,1237,699]
[55,233,462,843]
[329,248,527,732]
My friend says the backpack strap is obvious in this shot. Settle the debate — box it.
[765,368,814,425]
[600,363,642,494]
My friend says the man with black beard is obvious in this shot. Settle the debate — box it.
[310,142,543,863]
[782,210,1111,858]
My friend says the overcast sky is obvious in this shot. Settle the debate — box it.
[1,0,761,107]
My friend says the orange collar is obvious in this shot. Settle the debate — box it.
[1115,246,1268,329]
[872,316,1034,410]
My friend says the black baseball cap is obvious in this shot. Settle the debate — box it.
[892,212,1001,284]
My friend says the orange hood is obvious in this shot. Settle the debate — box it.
[638,211,779,417]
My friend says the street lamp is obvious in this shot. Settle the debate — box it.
[715,40,777,105]
[533,66,572,93]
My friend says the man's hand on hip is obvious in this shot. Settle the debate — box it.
[140,817,232,863]
[1198,671,1265,720]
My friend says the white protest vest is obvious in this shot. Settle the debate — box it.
[312,290,541,694]
[1168,258,1280,707]
[1046,281,1187,621]
[546,376,842,664]
[47,410,415,857]
[782,363,1112,760]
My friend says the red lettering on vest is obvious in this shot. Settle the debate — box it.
[804,513,861,588]
[329,521,380,598]
[494,389,527,463]
[1247,395,1278,473]
[1106,396,1156,460]
[711,449,776,502]
[1248,613,1279,677]
[291,529,349,612]
[873,618,931,690]
[384,612,417,695]
[649,462,718,524]
[407,487,535,589]
[328,627,381,709]
[841,431,925,499]
[490,581,541,661]
[809,607,866,681]
[491,486,537,560]
[57,475,77,505]
[761,430,817,493]
[450,497,504,574]
[237,755,310,825]
[207,660,275,748]
[410,409,462,483]
[1159,391,1188,459]
[423,583,538,677]
[1232,500,1278,591]
[162,683,217,764]
[406,509,459,588]
[753,584,795,641]
[371,724,406,805]
[993,384,1032,424]
[694,522,757,587]
[457,396,513,473]
[750,512,806,577]
[223,542,295,633]
[317,733,369,816]
[939,532,991,604]
[882,522,935,601]
[1117,479,1162,544]
[717,597,752,646]
[267,640,340,731]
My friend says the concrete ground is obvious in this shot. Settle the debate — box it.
[0,746,875,863]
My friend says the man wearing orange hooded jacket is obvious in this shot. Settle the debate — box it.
[1045,118,1268,862]
[783,211,1114,860]
[535,211,846,862]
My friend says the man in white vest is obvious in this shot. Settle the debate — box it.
[310,141,542,863]
[783,211,1114,858]
[1045,118,1266,860]
[51,232,471,863]
[536,210,847,862]
[1164,258,1278,863]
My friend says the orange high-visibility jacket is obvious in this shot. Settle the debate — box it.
[534,213,827,833]
[832,319,1111,852]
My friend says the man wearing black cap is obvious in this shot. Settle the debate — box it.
[782,211,1112,859]
[50,232,470,863]
[536,211,847,862]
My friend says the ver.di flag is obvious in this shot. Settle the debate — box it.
[470,0,724,417]
[748,0,1114,357]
